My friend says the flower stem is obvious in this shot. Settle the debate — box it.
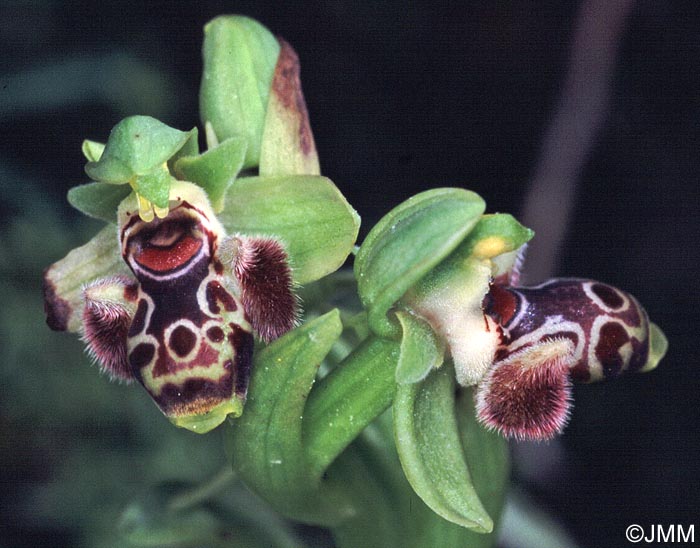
[167,466,236,512]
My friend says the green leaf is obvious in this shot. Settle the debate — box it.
[228,310,351,525]
[81,139,105,162]
[174,136,247,212]
[259,39,320,176]
[304,335,400,478]
[85,115,196,183]
[67,182,131,223]
[219,175,360,284]
[43,225,131,332]
[200,15,281,169]
[395,310,444,384]
[393,364,493,533]
[355,188,485,339]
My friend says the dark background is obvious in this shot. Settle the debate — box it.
[1,2,698,547]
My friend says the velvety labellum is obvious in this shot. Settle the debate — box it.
[477,278,660,440]
[120,197,253,422]
[79,181,298,432]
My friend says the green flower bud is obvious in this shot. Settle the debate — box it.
[200,16,319,175]
[199,16,280,169]
[403,214,533,386]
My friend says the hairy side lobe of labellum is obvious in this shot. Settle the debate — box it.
[82,276,138,382]
[477,278,661,440]
[475,339,573,440]
[220,235,299,343]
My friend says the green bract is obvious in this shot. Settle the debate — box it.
[394,365,493,533]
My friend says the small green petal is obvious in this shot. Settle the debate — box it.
[355,188,485,339]
[174,136,247,212]
[81,139,105,162]
[167,126,200,172]
[67,182,131,223]
[395,310,445,384]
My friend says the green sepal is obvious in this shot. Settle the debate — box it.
[174,136,247,212]
[43,225,131,333]
[67,182,131,223]
[395,310,444,384]
[355,188,485,340]
[219,175,360,284]
[227,310,352,525]
[200,15,280,169]
[81,139,105,162]
[85,115,196,184]
[393,364,493,533]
